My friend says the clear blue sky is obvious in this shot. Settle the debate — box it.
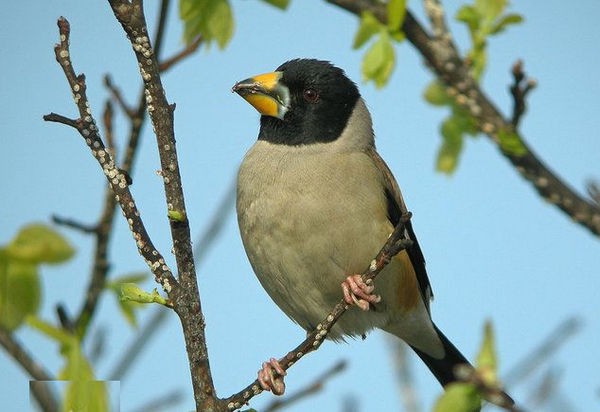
[1,1,599,411]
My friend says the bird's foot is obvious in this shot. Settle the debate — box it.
[258,357,286,395]
[341,274,381,311]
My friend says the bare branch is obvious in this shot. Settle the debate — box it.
[264,360,347,412]
[326,0,600,237]
[107,1,217,409]
[159,36,203,72]
[130,389,184,412]
[503,316,582,387]
[51,214,98,234]
[0,329,58,412]
[109,307,169,380]
[103,75,135,119]
[193,182,236,265]
[102,99,116,157]
[387,338,421,412]
[45,15,177,297]
[224,213,413,410]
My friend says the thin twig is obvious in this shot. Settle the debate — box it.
[224,213,413,410]
[0,329,58,412]
[45,15,177,299]
[159,36,203,72]
[108,307,169,380]
[387,338,421,412]
[509,60,537,128]
[422,0,451,46]
[103,75,135,119]
[102,99,116,158]
[107,183,236,382]
[130,389,184,412]
[586,180,600,207]
[263,360,347,412]
[326,0,600,237]
[193,181,236,265]
[51,214,98,234]
[503,316,581,387]
[70,0,176,342]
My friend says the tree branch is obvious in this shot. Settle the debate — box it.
[45,14,177,302]
[0,329,58,412]
[503,316,582,387]
[159,35,203,72]
[387,339,421,412]
[263,360,347,412]
[53,0,186,343]
[224,213,413,410]
[106,1,217,409]
[326,0,600,237]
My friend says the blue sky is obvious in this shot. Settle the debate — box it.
[1,1,599,411]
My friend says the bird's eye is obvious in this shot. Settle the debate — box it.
[303,88,319,103]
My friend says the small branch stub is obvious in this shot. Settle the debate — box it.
[510,60,536,128]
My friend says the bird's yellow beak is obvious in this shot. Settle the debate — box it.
[232,71,290,119]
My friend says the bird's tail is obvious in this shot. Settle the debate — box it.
[410,324,516,409]
[409,324,470,387]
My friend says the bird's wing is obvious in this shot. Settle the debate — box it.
[366,146,433,311]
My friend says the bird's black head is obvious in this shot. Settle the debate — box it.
[233,59,361,146]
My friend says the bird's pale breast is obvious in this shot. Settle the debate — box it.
[237,140,396,339]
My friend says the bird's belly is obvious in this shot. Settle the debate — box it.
[237,162,393,339]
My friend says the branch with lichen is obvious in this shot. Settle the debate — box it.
[107,0,218,409]
[62,0,175,342]
[326,0,600,237]
[44,16,177,294]
[263,360,347,412]
[223,213,413,410]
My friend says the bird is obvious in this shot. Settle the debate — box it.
[232,58,513,407]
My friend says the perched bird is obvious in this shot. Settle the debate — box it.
[233,59,512,406]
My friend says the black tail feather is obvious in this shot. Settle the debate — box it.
[410,325,516,409]
[410,325,470,387]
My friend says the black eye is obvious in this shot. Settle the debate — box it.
[303,88,319,103]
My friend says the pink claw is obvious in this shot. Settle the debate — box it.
[341,274,381,311]
[257,357,286,395]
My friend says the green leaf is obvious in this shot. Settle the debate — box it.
[489,13,523,35]
[475,321,498,384]
[0,252,41,331]
[468,46,487,81]
[352,11,382,49]
[436,117,464,174]
[179,0,234,49]
[120,284,168,306]
[6,223,74,264]
[106,273,149,327]
[259,0,290,10]
[59,341,108,412]
[433,382,481,412]
[167,209,186,222]
[455,5,480,32]
[387,0,406,31]
[498,129,527,156]
[423,81,450,106]
[474,0,506,23]
[361,30,395,88]
[390,30,406,43]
